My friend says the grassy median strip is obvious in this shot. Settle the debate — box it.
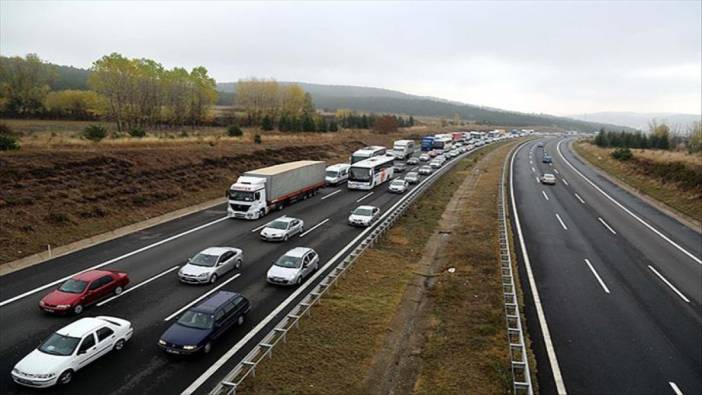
[239,141,523,394]
[573,141,702,224]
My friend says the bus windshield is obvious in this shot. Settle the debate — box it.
[349,167,372,182]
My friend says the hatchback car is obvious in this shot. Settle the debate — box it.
[40,270,129,315]
[388,179,408,193]
[405,171,420,184]
[407,157,419,165]
[419,154,430,162]
[158,291,249,355]
[12,316,132,387]
[266,247,320,286]
[430,160,442,169]
[348,205,380,227]
[418,165,433,175]
[393,161,407,173]
[260,217,304,242]
[540,173,557,185]
[178,247,243,284]
[542,154,552,164]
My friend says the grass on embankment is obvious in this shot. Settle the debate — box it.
[573,141,702,225]
[239,141,523,394]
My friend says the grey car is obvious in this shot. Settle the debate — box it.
[178,247,243,284]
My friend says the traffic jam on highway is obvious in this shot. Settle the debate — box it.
[2,130,517,391]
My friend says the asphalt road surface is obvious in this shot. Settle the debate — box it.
[0,145,483,395]
[511,137,702,395]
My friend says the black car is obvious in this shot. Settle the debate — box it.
[158,291,250,355]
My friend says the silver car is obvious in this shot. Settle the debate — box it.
[348,205,380,227]
[266,247,320,286]
[540,173,557,185]
[418,165,433,175]
[178,247,243,284]
[260,217,304,242]
[405,171,420,184]
[388,179,408,193]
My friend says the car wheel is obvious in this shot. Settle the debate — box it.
[203,342,212,354]
[73,304,83,315]
[314,263,319,271]
[209,274,218,284]
[114,339,126,351]
[114,286,123,295]
[296,276,302,286]
[58,370,73,385]
[237,314,245,326]
[235,259,242,270]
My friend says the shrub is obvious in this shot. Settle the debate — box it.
[82,125,108,142]
[227,125,243,137]
[611,147,633,161]
[0,134,20,151]
[128,127,146,138]
[179,130,189,138]
[253,134,262,144]
[0,122,14,136]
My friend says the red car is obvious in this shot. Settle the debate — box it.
[39,270,129,315]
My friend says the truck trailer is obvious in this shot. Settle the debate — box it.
[227,160,326,219]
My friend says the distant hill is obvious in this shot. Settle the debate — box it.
[569,111,701,132]
[43,61,626,131]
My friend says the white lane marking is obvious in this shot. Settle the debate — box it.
[558,140,701,265]
[356,191,374,202]
[598,217,617,235]
[530,160,533,164]
[510,143,567,394]
[574,193,585,204]
[554,168,560,174]
[542,190,549,201]
[182,144,482,395]
[0,217,228,308]
[320,189,341,200]
[97,266,179,307]
[535,176,540,184]
[669,382,684,395]
[250,216,285,233]
[562,178,569,186]
[556,213,568,230]
[164,273,241,321]
[299,218,330,238]
[531,167,536,173]
[584,259,611,294]
[648,266,690,303]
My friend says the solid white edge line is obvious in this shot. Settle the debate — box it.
[356,191,374,202]
[299,218,330,238]
[584,259,611,294]
[542,190,549,201]
[574,193,585,204]
[97,265,180,307]
[669,381,684,395]
[0,217,228,308]
[558,140,701,265]
[510,142,568,394]
[555,213,568,230]
[320,189,341,200]
[164,273,242,321]
[648,265,690,303]
[182,143,482,395]
[598,217,617,235]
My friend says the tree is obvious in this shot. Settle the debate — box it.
[302,114,316,132]
[0,54,56,116]
[688,122,702,153]
[329,120,338,132]
[316,117,328,132]
[44,90,105,119]
[303,92,315,114]
[409,116,415,126]
[261,114,274,131]
[374,115,399,133]
[649,119,671,149]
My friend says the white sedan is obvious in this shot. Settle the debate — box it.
[260,216,304,242]
[388,179,408,193]
[348,205,380,227]
[266,247,320,286]
[12,316,133,388]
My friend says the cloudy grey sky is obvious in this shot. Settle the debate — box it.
[1,1,700,115]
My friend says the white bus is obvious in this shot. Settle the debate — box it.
[350,146,387,164]
[347,155,395,190]
[391,140,415,159]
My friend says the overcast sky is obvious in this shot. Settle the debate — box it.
[1,1,700,116]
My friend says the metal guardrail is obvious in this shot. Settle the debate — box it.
[498,142,533,395]
[207,146,483,395]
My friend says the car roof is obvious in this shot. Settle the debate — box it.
[57,317,112,337]
[284,247,314,258]
[198,247,232,256]
[269,216,297,224]
[543,173,555,177]
[72,269,114,282]
[326,163,350,171]
[192,291,240,314]
[356,205,377,211]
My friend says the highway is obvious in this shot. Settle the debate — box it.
[0,145,481,394]
[511,137,702,394]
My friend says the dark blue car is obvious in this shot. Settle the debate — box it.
[542,154,552,164]
[158,291,250,355]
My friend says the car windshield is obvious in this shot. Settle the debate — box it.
[326,170,338,178]
[275,254,302,269]
[391,180,404,186]
[349,166,371,182]
[177,310,214,330]
[58,279,88,294]
[38,333,80,356]
[267,220,289,230]
[229,190,255,202]
[353,207,373,216]
[189,253,218,267]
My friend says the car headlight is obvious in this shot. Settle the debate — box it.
[39,300,45,306]
[35,373,56,379]
[183,345,197,350]
[158,339,166,346]
[198,273,208,278]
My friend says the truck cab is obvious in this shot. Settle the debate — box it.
[227,176,268,219]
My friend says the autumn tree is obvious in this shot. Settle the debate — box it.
[374,115,399,133]
[44,90,105,119]
[0,54,56,116]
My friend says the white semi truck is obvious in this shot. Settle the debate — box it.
[227,160,326,219]
[390,140,416,159]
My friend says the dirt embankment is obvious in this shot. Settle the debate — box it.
[0,141,365,264]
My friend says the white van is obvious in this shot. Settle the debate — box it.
[325,164,351,185]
